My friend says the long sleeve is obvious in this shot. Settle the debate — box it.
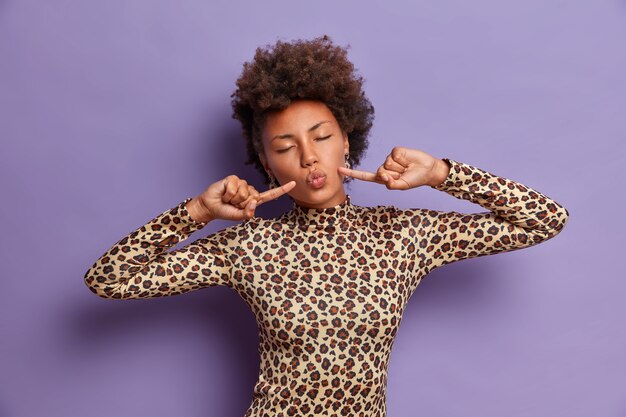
[83,197,242,300]
[417,158,569,272]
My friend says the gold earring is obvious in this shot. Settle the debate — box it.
[267,172,278,189]
[343,154,351,183]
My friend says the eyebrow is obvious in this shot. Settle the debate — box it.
[271,120,331,142]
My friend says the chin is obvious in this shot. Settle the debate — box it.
[304,187,345,205]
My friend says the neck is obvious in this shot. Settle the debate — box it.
[287,193,358,233]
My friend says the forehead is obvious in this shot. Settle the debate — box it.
[262,100,336,135]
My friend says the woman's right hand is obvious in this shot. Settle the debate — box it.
[187,175,296,223]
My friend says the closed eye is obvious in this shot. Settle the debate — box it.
[276,135,332,153]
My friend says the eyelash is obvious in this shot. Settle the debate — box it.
[277,135,332,153]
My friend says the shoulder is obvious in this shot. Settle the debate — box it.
[235,214,288,236]
[356,202,439,230]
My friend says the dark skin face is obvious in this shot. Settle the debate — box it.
[259,99,350,209]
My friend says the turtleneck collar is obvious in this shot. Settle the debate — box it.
[285,194,359,233]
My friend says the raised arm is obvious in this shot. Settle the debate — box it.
[84,172,297,300]
[420,158,570,271]
[83,197,241,299]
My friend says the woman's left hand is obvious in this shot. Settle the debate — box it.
[337,146,450,190]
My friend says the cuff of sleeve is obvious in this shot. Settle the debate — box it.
[430,158,460,190]
[179,197,209,228]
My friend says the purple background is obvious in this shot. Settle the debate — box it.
[1,1,624,416]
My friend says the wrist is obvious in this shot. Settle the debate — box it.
[186,197,214,223]
[428,158,451,187]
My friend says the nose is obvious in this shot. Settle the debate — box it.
[300,142,319,167]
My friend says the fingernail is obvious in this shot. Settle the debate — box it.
[382,174,388,181]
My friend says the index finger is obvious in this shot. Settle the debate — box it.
[257,180,297,204]
[338,166,378,182]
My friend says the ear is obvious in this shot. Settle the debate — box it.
[342,131,350,155]
[258,152,272,176]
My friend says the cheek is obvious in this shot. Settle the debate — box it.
[271,160,299,181]
[333,150,346,168]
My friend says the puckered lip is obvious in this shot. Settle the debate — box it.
[306,169,327,184]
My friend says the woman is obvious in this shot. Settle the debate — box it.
[84,35,569,417]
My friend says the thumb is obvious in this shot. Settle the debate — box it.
[245,198,258,219]
[380,172,409,190]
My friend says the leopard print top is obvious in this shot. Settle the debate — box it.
[84,158,569,417]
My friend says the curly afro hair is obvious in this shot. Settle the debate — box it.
[230,34,375,185]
